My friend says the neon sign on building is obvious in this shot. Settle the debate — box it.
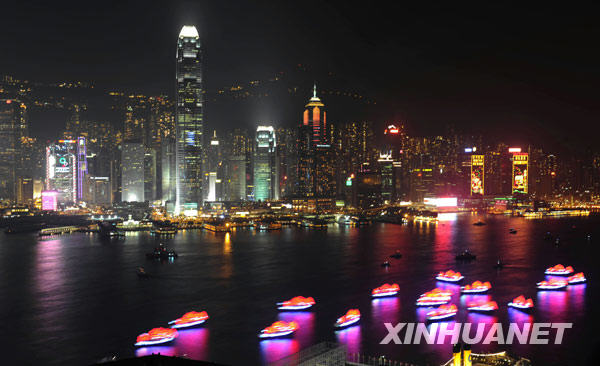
[512,153,529,194]
[470,155,484,195]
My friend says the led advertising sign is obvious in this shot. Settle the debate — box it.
[470,155,484,195]
[512,153,528,194]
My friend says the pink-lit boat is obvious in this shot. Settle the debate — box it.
[334,309,361,328]
[372,283,400,298]
[508,295,534,310]
[545,264,574,276]
[259,321,299,338]
[460,281,491,294]
[537,278,568,290]
[277,296,316,310]
[436,270,464,282]
[467,300,498,313]
[567,272,586,284]
[426,304,458,321]
[134,327,178,346]
[416,288,452,306]
[168,311,209,329]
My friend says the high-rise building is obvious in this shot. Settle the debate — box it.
[121,142,145,202]
[46,140,78,204]
[0,99,27,202]
[205,131,223,201]
[175,25,204,213]
[253,126,278,201]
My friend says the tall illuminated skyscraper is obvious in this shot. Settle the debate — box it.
[253,126,278,201]
[175,25,203,213]
[0,99,27,202]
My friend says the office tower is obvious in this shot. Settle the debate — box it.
[511,152,529,194]
[144,148,157,201]
[124,101,148,144]
[0,99,27,202]
[46,140,78,204]
[160,136,176,204]
[121,142,145,202]
[175,25,204,213]
[470,154,484,196]
[253,126,278,201]
[76,137,88,201]
[84,176,112,206]
[225,129,249,201]
[205,130,223,201]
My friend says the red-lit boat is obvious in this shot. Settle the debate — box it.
[259,321,299,338]
[277,296,316,310]
[168,311,209,329]
[334,309,361,328]
[372,283,400,298]
[537,278,568,290]
[416,288,452,306]
[460,281,491,294]
[545,264,574,276]
[567,272,586,284]
[508,295,534,310]
[426,304,458,321]
[436,270,464,282]
[467,300,498,312]
[134,327,178,346]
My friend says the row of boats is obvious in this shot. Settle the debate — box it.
[133,265,587,345]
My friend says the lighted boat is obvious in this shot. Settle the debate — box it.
[381,261,391,267]
[467,301,498,313]
[277,296,316,310]
[567,272,587,284]
[416,288,452,306]
[460,281,491,294]
[507,295,534,310]
[455,250,476,261]
[134,327,178,346]
[372,283,400,298]
[390,250,402,259]
[426,304,458,321]
[334,309,361,328]
[436,270,464,282]
[537,278,568,290]
[259,321,299,338]
[544,264,574,276]
[168,311,209,329]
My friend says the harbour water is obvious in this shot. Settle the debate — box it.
[0,213,597,365]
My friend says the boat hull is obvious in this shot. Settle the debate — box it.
[134,336,176,347]
[334,317,360,328]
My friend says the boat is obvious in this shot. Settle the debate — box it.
[134,327,178,346]
[567,272,586,284]
[256,220,282,231]
[473,221,486,226]
[168,311,209,329]
[467,301,498,313]
[460,281,491,294]
[203,221,231,232]
[372,283,400,298]
[426,304,458,321]
[381,261,391,267]
[508,295,534,310]
[537,278,568,290]
[436,270,464,282]
[277,296,316,310]
[136,267,149,278]
[493,259,505,269]
[259,321,299,338]
[509,228,517,234]
[455,250,476,261]
[146,244,178,260]
[389,250,402,259]
[151,224,178,236]
[416,288,452,306]
[545,264,574,276]
[334,309,361,328]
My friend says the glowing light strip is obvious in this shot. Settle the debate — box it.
[169,319,207,328]
[371,290,399,298]
[259,330,294,338]
[508,302,533,309]
[426,312,457,321]
[460,287,489,294]
[134,336,176,346]
[436,275,464,282]
[544,269,573,275]
[467,305,496,312]
[416,299,450,306]
[335,317,360,328]
[277,304,313,310]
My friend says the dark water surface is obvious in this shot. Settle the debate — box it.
[0,214,598,365]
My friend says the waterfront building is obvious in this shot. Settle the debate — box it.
[175,25,204,213]
[253,126,278,201]
[46,140,79,204]
[121,142,145,202]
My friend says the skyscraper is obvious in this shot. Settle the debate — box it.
[0,99,27,202]
[175,25,203,213]
[253,126,278,201]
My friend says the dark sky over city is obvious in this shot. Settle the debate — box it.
[1,1,599,149]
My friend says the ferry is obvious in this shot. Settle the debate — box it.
[134,327,178,346]
[168,311,209,329]
[544,264,574,276]
[334,309,361,328]
[460,281,491,294]
[146,244,178,260]
[436,270,464,282]
[567,272,586,284]
[203,222,231,232]
[508,295,534,310]
[537,278,568,290]
[416,288,452,306]
[372,283,400,298]
[277,296,316,310]
[259,321,299,338]
[467,301,498,313]
[256,221,282,231]
[426,304,458,321]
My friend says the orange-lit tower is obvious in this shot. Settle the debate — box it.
[303,83,327,145]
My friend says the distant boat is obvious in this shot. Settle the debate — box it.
[473,221,486,226]
[136,267,149,278]
[389,251,402,259]
[455,250,476,261]
[509,228,517,234]
[381,261,391,267]
[493,259,505,269]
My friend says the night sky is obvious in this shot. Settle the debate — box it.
[1,1,599,149]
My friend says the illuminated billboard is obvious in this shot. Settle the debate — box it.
[512,153,528,194]
[470,155,484,195]
[424,197,458,207]
[41,190,58,211]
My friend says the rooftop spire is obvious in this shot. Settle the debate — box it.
[313,82,317,98]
